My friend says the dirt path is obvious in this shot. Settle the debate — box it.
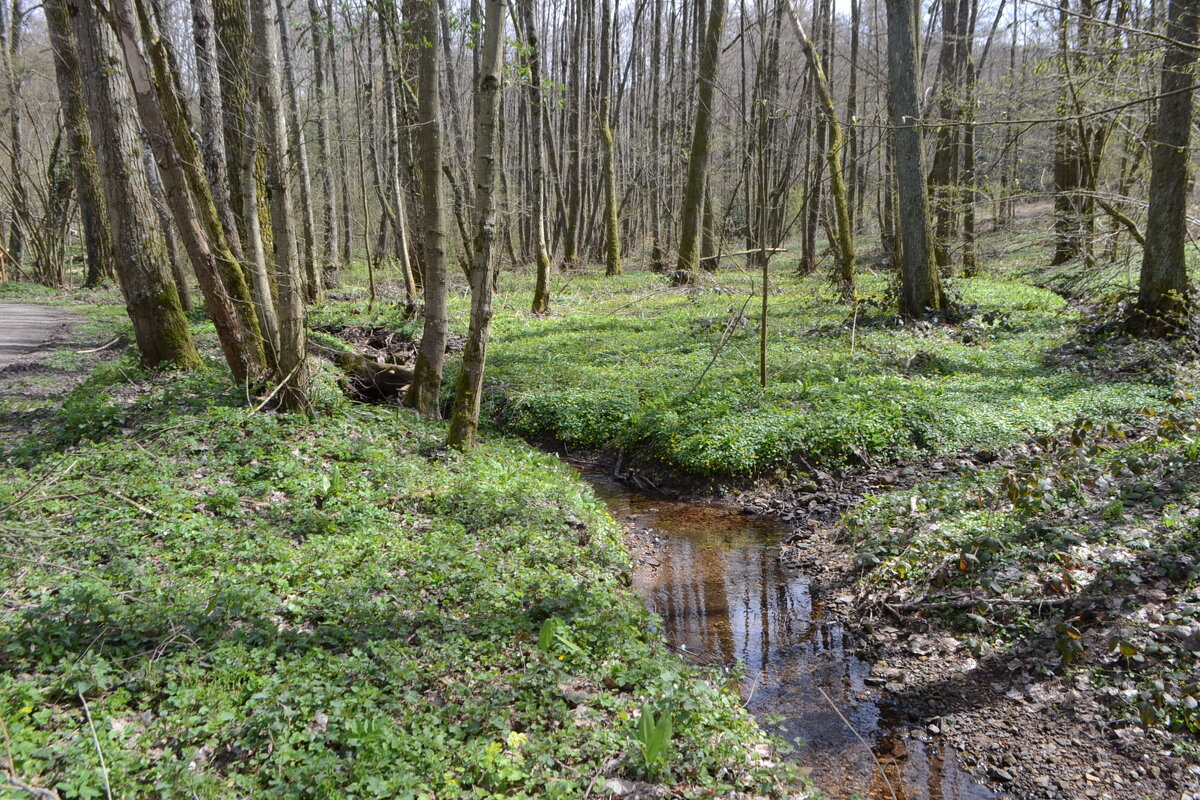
[0,302,108,457]
[0,303,82,368]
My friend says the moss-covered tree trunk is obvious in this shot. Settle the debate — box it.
[598,0,622,276]
[68,0,199,369]
[44,0,113,289]
[673,0,728,285]
[189,0,243,265]
[785,0,856,297]
[519,0,553,314]
[109,0,266,382]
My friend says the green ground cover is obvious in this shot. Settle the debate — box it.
[0,355,792,799]
[316,253,1179,482]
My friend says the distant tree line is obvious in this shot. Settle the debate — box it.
[0,0,1194,431]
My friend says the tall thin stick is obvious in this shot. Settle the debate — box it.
[79,693,113,800]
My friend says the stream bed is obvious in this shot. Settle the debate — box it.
[589,474,999,800]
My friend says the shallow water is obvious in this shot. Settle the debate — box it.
[590,475,998,800]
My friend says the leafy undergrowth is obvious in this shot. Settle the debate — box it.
[0,361,796,799]
[316,261,1178,483]
[845,393,1200,734]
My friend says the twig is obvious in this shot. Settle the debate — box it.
[817,686,899,800]
[100,487,162,519]
[0,772,60,800]
[686,290,757,396]
[79,694,113,800]
[889,594,1087,611]
[742,670,766,708]
[75,337,123,355]
[698,247,787,262]
[606,286,674,315]
[850,301,861,354]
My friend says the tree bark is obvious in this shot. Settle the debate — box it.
[448,0,505,449]
[68,0,199,368]
[109,0,266,381]
[785,0,856,296]
[519,0,553,314]
[599,0,622,276]
[673,0,728,284]
[275,0,320,301]
[239,97,281,364]
[308,0,339,287]
[190,0,243,265]
[251,0,312,410]
[1133,0,1198,335]
[44,0,113,288]
[403,0,450,418]
[887,0,946,316]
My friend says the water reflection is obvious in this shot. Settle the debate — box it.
[591,476,997,800]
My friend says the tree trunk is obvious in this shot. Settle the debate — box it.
[403,0,450,418]
[887,0,945,316]
[519,0,553,314]
[308,0,339,287]
[673,0,728,284]
[109,0,266,381]
[561,1,585,268]
[2,0,27,269]
[328,0,352,269]
[1133,0,1198,335]
[785,0,856,296]
[599,0,622,276]
[448,0,505,449]
[142,139,191,311]
[44,0,113,288]
[275,0,320,301]
[68,0,199,369]
[190,0,243,265]
[251,0,311,410]
[239,97,281,364]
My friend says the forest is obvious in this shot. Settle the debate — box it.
[0,0,1198,796]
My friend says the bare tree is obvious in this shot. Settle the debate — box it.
[448,0,505,448]
[251,0,312,410]
[404,0,450,419]
[1132,0,1198,335]
[887,0,945,316]
[673,0,728,284]
[44,0,113,287]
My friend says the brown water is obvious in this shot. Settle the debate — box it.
[591,476,998,800]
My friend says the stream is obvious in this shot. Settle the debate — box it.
[588,474,999,800]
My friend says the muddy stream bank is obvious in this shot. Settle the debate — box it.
[585,473,997,800]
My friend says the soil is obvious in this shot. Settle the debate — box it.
[751,460,1199,800]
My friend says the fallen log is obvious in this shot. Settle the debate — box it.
[310,340,413,400]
